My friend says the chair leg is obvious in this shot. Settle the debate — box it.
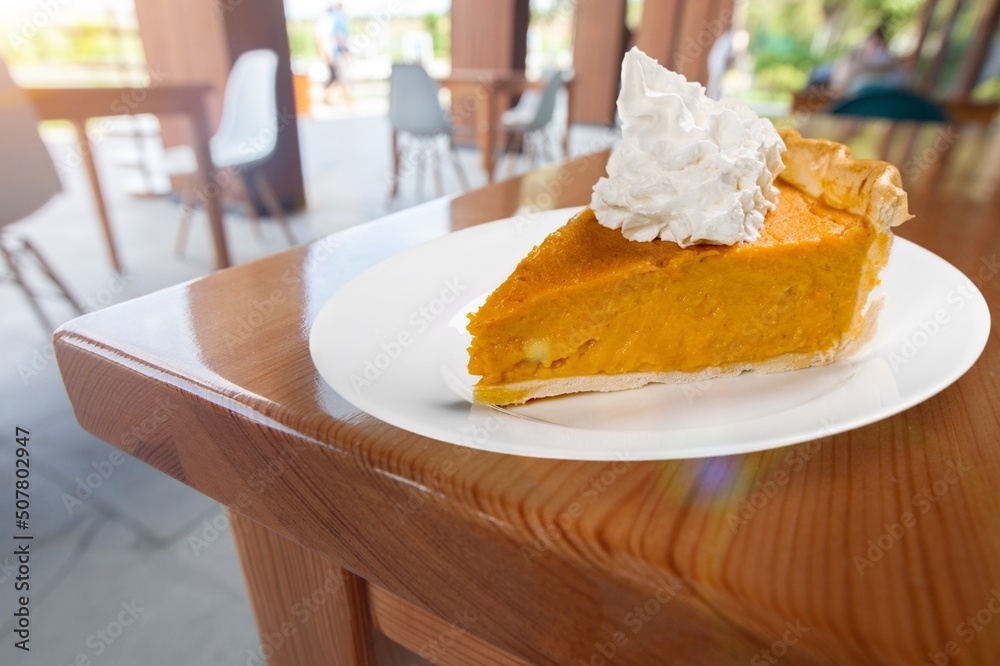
[449,138,470,191]
[22,237,85,315]
[499,131,513,176]
[388,128,401,200]
[539,129,553,163]
[506,132,524,177]
[432,140,444,198]
[524,133,538,170]
[0,240,55,330]
[175,179,200,257]
[237,173,264,241]
[415,141,426,201]
[253,172,296,246]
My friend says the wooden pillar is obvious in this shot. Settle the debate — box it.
[134,0,305,211]
[451,0,529,71]
[956,0,1000,96]
[571,0,628,125]
[219,0,305,211]
[449,0,530,142]
[636,0,735,84]
[921,0,969,93]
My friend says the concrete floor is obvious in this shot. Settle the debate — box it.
[0,111,616,665]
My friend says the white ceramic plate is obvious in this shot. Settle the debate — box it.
[310,207,991,460]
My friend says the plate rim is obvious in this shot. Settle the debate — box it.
[309,208,992,460]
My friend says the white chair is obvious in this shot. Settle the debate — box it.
[500,69,566,176]
[388,63,469,200]
[163,49,295,254]
[0,59,83,330]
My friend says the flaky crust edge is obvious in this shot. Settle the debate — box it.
[473,129,912,406]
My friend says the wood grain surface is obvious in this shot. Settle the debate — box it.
[56,117,1000,665]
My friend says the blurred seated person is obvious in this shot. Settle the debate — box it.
[830,24,911,95]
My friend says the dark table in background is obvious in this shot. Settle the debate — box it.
[26,85,230,271]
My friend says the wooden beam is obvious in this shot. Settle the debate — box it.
[636,0,735,84]
[921,0,968,93]
[908,0,942,67]
[956,0,1000,95]
[635,0,685,69]
[134,0,305,212]
[219,0,306,211]
[133,0,229,147]
[571,0,628,125]
[449,0,529,143]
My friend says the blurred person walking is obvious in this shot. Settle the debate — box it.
[316,2,353,106]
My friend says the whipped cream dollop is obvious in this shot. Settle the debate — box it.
[591,48,785,246]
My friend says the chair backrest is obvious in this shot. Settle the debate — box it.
[524,69,564,132]
[827,87,949,123]
[0,58,62,228]
[389,63,452,136]
[211,49,280,168]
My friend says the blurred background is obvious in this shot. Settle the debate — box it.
[1,0,998,663]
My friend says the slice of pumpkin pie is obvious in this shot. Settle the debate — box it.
[467,49,910,406]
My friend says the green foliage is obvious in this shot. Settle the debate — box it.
[0,20,145,70]
[287,21,320,60]
[423,12,450,58]
[743,0,926,99]
[972,76,1000,101]
[754,63,810,93]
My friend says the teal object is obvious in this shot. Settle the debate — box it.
[827,87,949,123]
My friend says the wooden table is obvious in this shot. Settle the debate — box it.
[25,85,231,271]
[438,69,576,182]
[56,118,1000,664]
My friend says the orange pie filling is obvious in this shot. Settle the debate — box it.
[467,128,910,406]
[468,185,890,406]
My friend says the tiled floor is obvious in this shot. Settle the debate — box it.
[0,112,617,664]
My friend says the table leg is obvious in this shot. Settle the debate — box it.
[73,120,123,274]
[189,107,231,270]
[478,89,500,183]
[228,509,376,666]
[389,128,401,199]
[563,82,574,158]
